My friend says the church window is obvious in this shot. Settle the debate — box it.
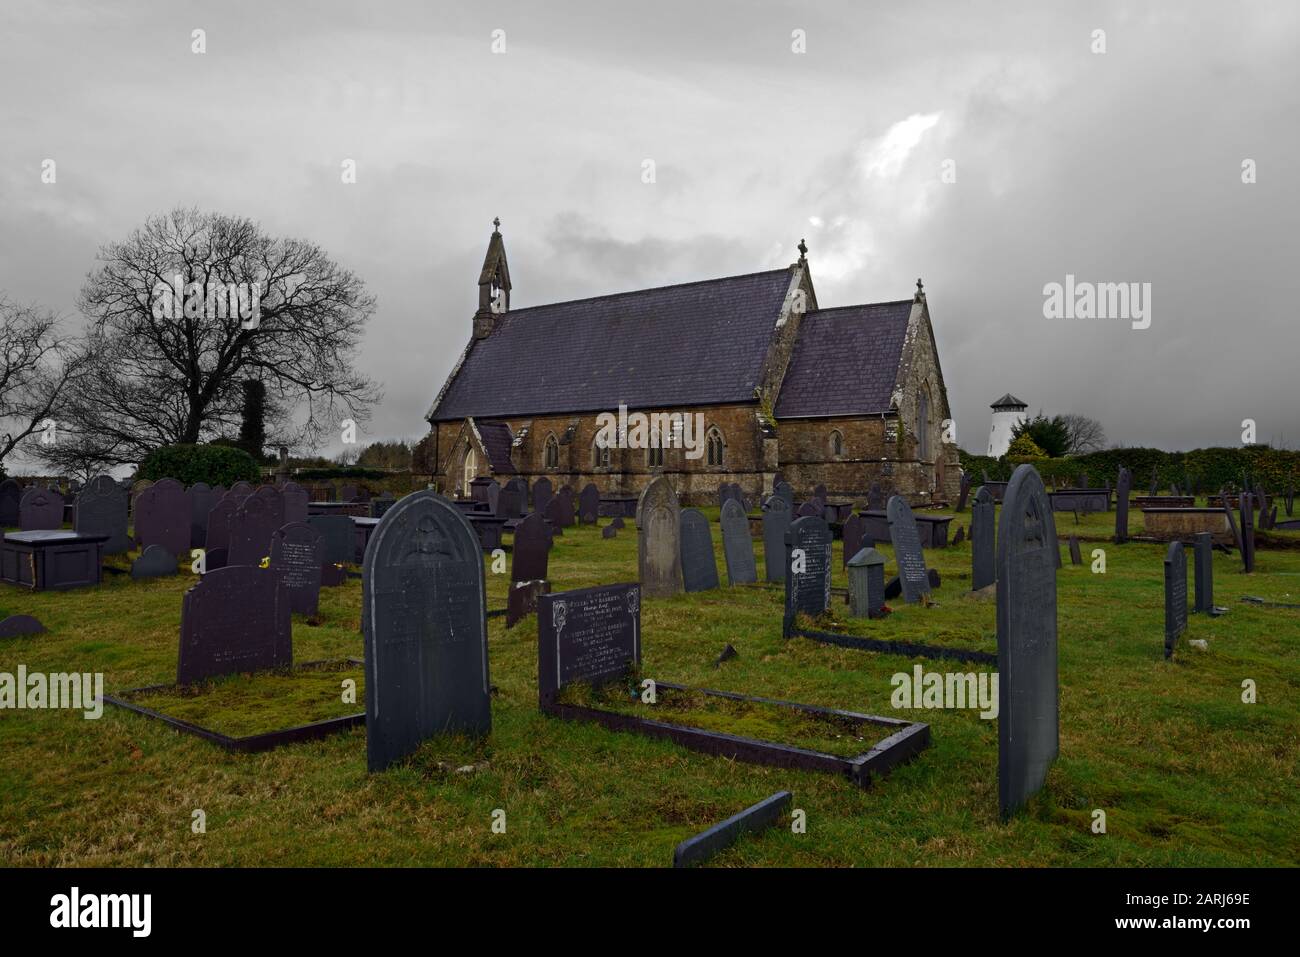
[544,433,559,469]
[705,427,725,466]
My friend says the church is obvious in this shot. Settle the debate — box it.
[424,221,960,507]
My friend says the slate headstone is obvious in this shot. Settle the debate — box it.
[797,501,822,518]
[228,493,280,567]
[1221,487,1245,561]
[762,494,791,583]
[1164,541,1188,659]
[1148,466,1158,497]
[254,485,286,530]
[578,483,600,525]
[270,522,324,616]
[679,508,720,592]
[187,482,219,549]
[1240,492,1256,573]
[130,544,177,579]
[1193,532,1213,615]
[544,495,570,532]
[610,516,625,530]
[886,495,930,604]
[996,465,1058,819]
[532,478,553,515]
[281,481,310,525]
[507,578,550,628]
[75,475,131,554]
[510,511,550,584]
[1068,535,1082,566]
[783,515,832,634]
[636,476,683,598]
[720,498,757,585]
[1114,466,1132,544]
[134,481,189,556]
[308,514,355,567]
[774,481,794,510]
[363,491,491,771]
[0,478,20,526]
[955,471,972,512]
[841,514,865,570]
[952,524,965,546]
[19,486,64,531]
[867,483,884,511]
[0,614,46,638]
[496,486,522,520]
[602,525,617,539]
[538,583,641,706]
[847,547,886,619]
[204,493,239,551]
[177,565,291,685]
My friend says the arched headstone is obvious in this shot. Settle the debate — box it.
[178,565,291,684]
[636,476,682,598]
[971,487,995,591]
[578,484,600,525]
[228,493,279,567]
[135,481,189,556]
[75,475,131,554]
[679,508,719,592]
[19,486,64,531]
[511,511,549,584]
[762,494,791,583]
[720,498,756,585]
[783,515,831,634]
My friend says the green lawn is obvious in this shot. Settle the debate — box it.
[1,504,1297,867]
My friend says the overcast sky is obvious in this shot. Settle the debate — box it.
[2,0,1297,468]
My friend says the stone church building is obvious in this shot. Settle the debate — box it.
[424,222,960,507]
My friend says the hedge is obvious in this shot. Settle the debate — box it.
[293,466,390,481]
[137,444,261,486]
[958,445,1300,492]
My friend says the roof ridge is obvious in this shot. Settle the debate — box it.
[501,267,791,315]
[806,299,913,314]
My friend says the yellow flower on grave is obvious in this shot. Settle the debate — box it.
[259,556,270,568]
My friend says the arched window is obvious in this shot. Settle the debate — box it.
[646,445,664,469]
[705,427,725,466]
[917,387,931,461]
[462,448,476,495]
[544,434,559,470]
[829,429,844,458]
[592,436,611,469]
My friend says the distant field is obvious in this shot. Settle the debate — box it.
[1,504,1297,867]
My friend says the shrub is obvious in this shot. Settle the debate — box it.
[1007,434,1047,460]
[136,443,261,486]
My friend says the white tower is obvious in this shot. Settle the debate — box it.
[987,393,1028,457]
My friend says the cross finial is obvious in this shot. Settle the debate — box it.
[915,277,925,302]
[493,216,501,232]
[797,237,808,262]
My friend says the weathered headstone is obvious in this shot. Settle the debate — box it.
[308,514,355,568]
[0,479,20,526]
[281,481,310,525]
[636,476,683,598]
[538,583,641,706]
[75,475,131,554]
[511,511,550,584]
[720,498,757,585]
[507,578,550,628]
[610,516,625,530]
[228,493,280,567]
[1068,535,1082,566]
[187,482,219,549]
[130,545,177,579]
[774,481,794,510]
[363,491,491,772]
[679,508,720,592]
[270,523,324,616]
[601,525,617,539]
[1164,541,1187,659]
[1193,532,1213,614]
[847,547,886,619]
[841,514,865,570]
[866,483,884,511]
[783,515,832,634]
[1286,484,1294,517]
[0,614,46,638]
[886,496,930,604]
[578,483,600,525]
[532,478,553,515]
[178,565,291,684]
[544,494,572,531]
[19,486,64,531]
[952,524,965,546]
[496,486,522,519]
[134,481,189,556]
[996,465,1058,819]
[762,494,791,583]
[1114,466,1132,543]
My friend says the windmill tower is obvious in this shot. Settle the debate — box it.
[987,394,1028,457]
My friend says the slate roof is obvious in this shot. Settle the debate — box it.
[476,420,517,474]
[431,269,793,421]
[990,393,1027,409]
[773,301,914,418]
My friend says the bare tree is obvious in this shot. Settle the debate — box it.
[35,208,381,472]
[1061,413,1107,454]
[0,298,93,473]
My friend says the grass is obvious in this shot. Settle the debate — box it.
[0,503,1297,867]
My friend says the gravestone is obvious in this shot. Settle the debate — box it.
[813,483,828,503]
[1164,541,1187,659]
[1240,492,1256,573]
[363,491,491,772]
[952,524,965,546]
[774,481,794,510]
[470,476,496,506]
[886,496,930,604]
[867,483,884,511]
[1148,466,1158,497]
[679,509,720,592]
[19,487,64,531]
[720,498,757,585]
[1114,467,1132,543]
[497,486,522,519]
[762,494,791,583]
[340,483,359,502]
[74,475,131,554]
[995,465,1058,819]
[532,478,553,515]
[177,565,291,685]
[841,514,865,569]
[270,523,325,616]
[797,501,822,518]
[636,476,683,598]
[1068,535,1082,566]
[544,495,570,532]
[485,482,500,515]
[0,614,46,638]
[1193,532,1213,614]
[281,481,310,525]
[602,525,617,539]
[578,484,600,525]
[1221,488,1245,561]
[610,516,625,530]
[1254,484,1269,529]
[130,545,178,579]
[254,485,286,530]
[1286,484,1294,517]
[370,492,397,519]
[187,482,219,549]
[955,472,972,512]
[783,515,832,634]
[308,514,355,567]
[0,479,20,526]
[507,579,550,628]
[228,481,253,500]
[511,511,550,584]
[134,481,189,556]
[204,493,240,551]
[538,583,641,706]
[228,494,280,567]
[847,547,886,619]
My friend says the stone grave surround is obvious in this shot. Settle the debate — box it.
[679,508,720,593]
[995,464,1059,819]
[363,490,491,772]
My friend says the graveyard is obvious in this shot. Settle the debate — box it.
[2,480,1296,867]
